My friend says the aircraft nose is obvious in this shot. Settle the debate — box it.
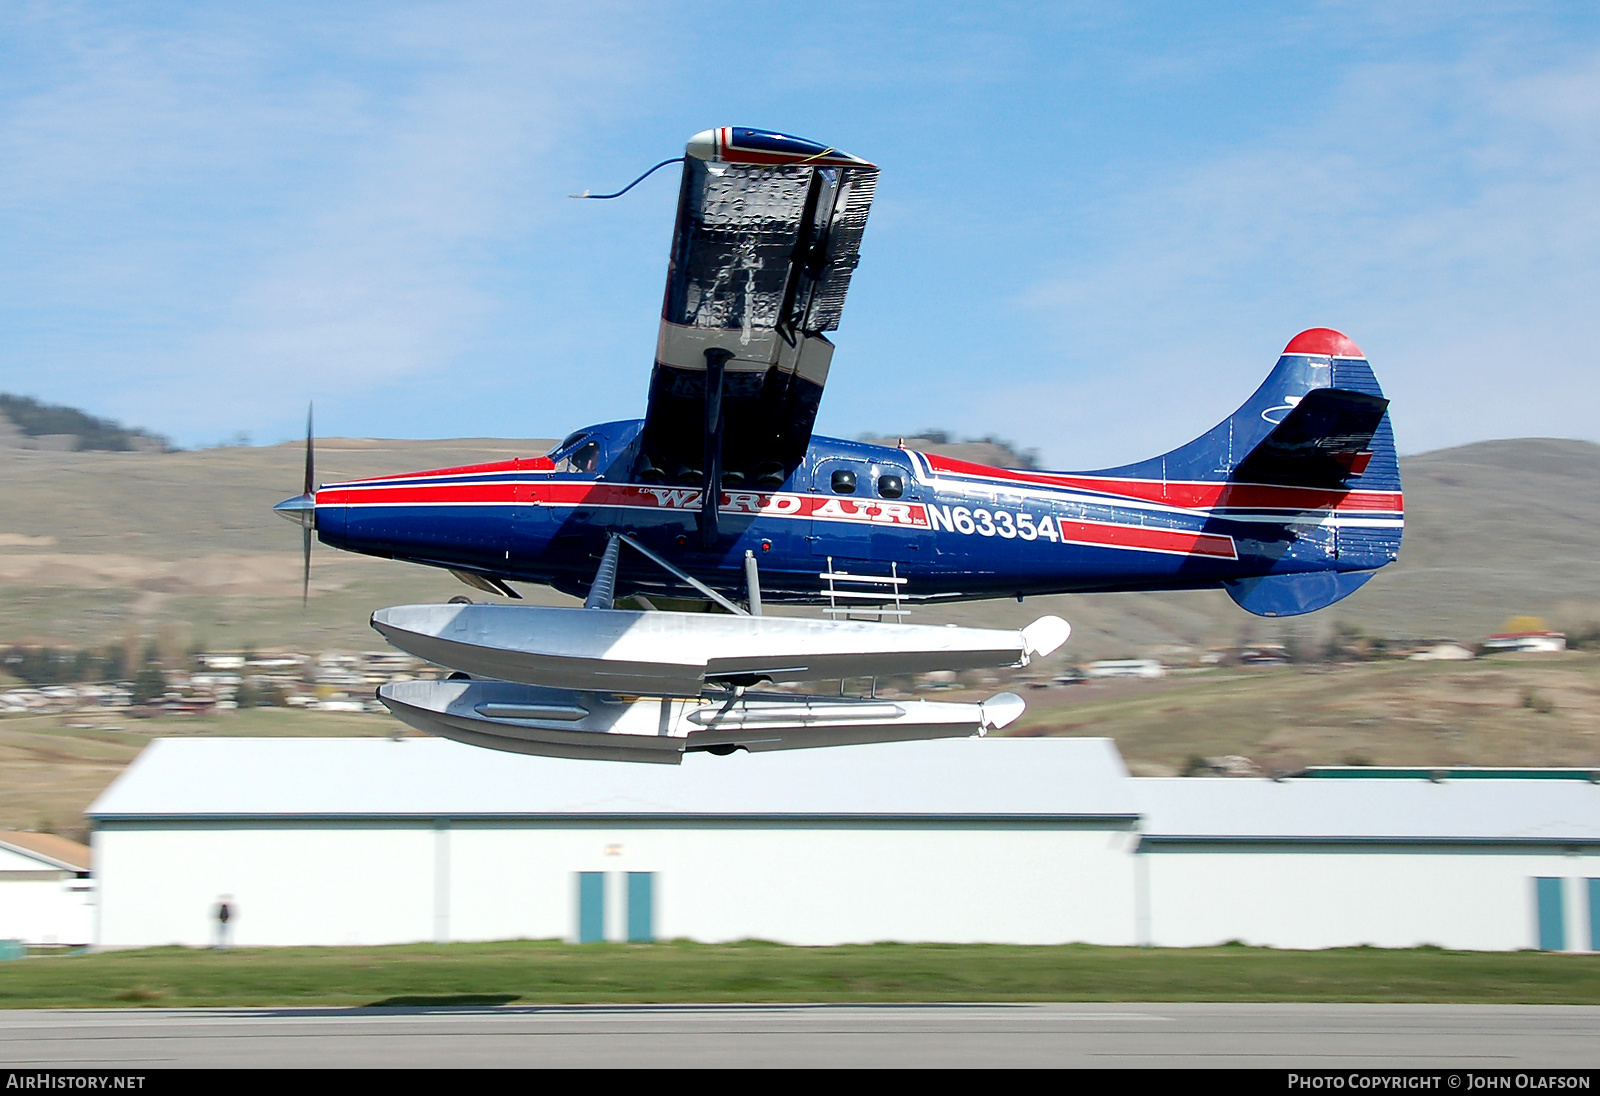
[274,492,316,528]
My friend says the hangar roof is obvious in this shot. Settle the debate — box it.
[87,736,1137,821]
[1136,777,1600,844]
[88,738,1600,841]
[0,831,91,872]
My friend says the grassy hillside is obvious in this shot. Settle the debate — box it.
[1362,439,1600,639]
[1,436,1597,659]
[0,708,405,841]
[1010,651,1600,776]
[4,432,1599,836]
[0,436,574,653]
[10,651,1599,842]
[944,438,1600,659]
[4,433,1589,963]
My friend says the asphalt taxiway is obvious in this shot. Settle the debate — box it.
[3,1003,1599,1068]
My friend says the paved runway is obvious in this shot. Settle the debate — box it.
[3,1003,1600,1068]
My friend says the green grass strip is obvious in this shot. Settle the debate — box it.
[2,941,1598,1009]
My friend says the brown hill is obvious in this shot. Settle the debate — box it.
[0,436,1596,659]
[4,435,1599,832]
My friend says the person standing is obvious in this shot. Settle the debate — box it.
[215,897,233,949]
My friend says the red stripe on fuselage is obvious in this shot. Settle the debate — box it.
[919,454,1402,513]
[341,456,555,485]
[319,479,1240,559]
[1057,519,1238,560]
[318,481,523,505]
[318,481,934,528]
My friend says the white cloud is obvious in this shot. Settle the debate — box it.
[4,4,1596,464]
[0,2,659,444]
[1007,40,1600,468]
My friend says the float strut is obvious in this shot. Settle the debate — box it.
[744,549,763,616]
[615,534,747,616]
[584,535,622,610]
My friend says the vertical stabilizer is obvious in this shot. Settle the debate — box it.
[1090,329,1403,615]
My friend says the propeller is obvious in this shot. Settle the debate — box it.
[301,404,313,606]
[272,403,317,607]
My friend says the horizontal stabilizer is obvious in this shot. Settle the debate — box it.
[1234,388,1390,488]
[1224,570,1374,617]
[379,679,1025,764]
[371,604,1070,695]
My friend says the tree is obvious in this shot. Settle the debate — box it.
[103,642,129,681]
[130,666,167,705]
[234,678,260,708]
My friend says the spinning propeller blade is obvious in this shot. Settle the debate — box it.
[303,404,315,499]
[272,403,317,608]
[302,404,313,607]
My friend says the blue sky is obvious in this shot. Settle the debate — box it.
[1,2,1596,467]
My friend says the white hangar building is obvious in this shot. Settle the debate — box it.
[0,831,93,947]
[85,738,1600,952]
[1135,776,1600,952]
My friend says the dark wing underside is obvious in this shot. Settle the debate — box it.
[637,127,879,489]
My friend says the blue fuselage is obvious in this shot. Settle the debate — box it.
[310,419,1403,607]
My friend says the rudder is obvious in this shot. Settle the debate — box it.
[1092,328,1403,616]
[1093,328,1398,491]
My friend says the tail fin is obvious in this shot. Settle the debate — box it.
[1095,329,1399,489]
[1094,328,1403,616]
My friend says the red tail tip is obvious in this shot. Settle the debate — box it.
[1283,328,1364,358]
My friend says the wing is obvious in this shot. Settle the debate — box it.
[637,127,878,490]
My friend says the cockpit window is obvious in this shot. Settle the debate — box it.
[549,433,601,474]
[570,441,600,474]
[547,432,590,458]
[546,432,604,474]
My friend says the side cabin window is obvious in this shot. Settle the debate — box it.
[821,458,914,499]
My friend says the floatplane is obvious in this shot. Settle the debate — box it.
[276,127,1401,762]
